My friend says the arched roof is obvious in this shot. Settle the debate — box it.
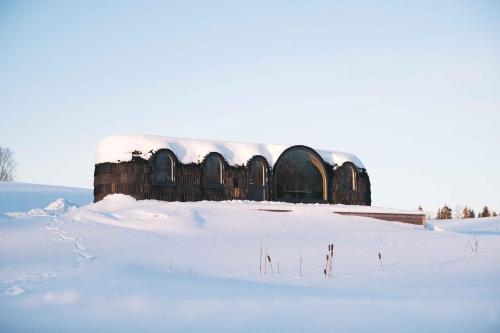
[96,134,365,169]
[152,148,179,164]
[273,145,329,172]
[202,151,227,164]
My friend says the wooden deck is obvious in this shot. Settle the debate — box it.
[335,211,426,225]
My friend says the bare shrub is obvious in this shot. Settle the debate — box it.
[0,147,16,181]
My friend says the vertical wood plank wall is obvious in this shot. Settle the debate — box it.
[94,156,371,205]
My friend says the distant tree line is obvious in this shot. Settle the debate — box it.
[430,204,498,220]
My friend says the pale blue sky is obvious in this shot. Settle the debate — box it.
[1,0,499,212]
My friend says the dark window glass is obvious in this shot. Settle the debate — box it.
[204,155,223,186]
[274,148,326,202]
[340,164,356,192]
[248,158,268,201]
[249,160,265,186]
[154,151,174,184]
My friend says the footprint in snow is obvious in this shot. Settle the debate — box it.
[43,218,97,264]
[4,285,25,296]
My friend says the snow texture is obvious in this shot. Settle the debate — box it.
[0,182,92,213]
[5,198,79,218]
[1,185,499,333]
[427,217,500,235]
[95,134,366,168]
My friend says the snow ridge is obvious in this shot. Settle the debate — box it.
[6,198,78,218]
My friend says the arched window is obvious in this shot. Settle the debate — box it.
[154,150,175,185]
[249,159,265,186]
[273,147,327,202]
[340,163,357,192]
[248,157,269,201]
[204,154,223,187]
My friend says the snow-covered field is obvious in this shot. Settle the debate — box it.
[0,181,92,213]
[1,184,499,332]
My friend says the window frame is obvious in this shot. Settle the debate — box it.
[203,153,225,189]
[247,155,270,201]
[248,156,268,187]
[152,149,176,186]
[272,146,329,203]
[339,162,357,192]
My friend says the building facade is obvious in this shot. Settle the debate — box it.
[93,135,371,205]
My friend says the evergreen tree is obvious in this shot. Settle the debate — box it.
[462,206,471,219]
[470,209,476,218]
[443,205,453,219]
[492,211,497,217]
[436,205,452,219]
[435,208,441,219]
[479,206,491,218]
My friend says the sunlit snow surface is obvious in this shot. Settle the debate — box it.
[1,192,499,332]
[0,181,92,213]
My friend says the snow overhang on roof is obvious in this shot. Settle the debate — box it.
[95,134,366,169]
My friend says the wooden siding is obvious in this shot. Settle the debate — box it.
[94,154,371,206]
[331,167,371,206]
[335,212,425,225]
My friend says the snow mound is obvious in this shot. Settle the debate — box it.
[1,193,500,332]
[0,182,92,213]
[6,198,79,218]
[68,194,422,237]
[4,285,25,296]
[427,216,500,235]
[45,198,79,214]
[95,134,366,168]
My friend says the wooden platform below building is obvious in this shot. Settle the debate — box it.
[333,208,426,225]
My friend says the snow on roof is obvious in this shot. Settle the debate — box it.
[95,134,366,169]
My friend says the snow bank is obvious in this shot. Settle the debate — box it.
[0,182,92,213]
[6,198,79,218]
[71,194,424,233]
[1,194,500,333]
[95,134,366,168]
[427,216,500,235]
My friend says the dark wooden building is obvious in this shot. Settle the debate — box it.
[94,135,371,205]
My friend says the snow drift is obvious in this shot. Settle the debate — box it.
[0,182,92,213]
[1,194,499,333]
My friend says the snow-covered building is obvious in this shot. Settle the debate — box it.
[93,135,371,205]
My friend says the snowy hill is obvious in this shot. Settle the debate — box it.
[428,217,500,235]
[1,195,499,332]
[0,182,92,213]
[5,198,79,218]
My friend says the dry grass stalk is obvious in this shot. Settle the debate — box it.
[464,235,479,253]
[264,248,268,274]
[259,242,263,275]
[267,255,274,276]
[378,252,384,271]
[299,254,302,277]
[324,243,334,278]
